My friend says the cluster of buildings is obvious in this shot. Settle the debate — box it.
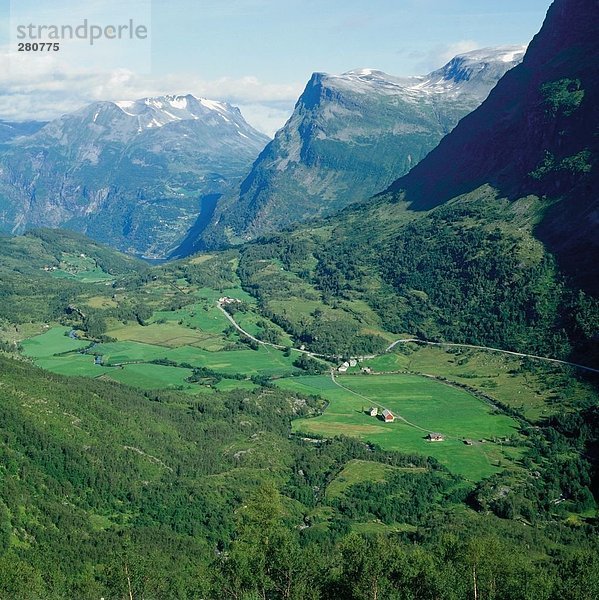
[337,359,357,372]
[368,407,395,423]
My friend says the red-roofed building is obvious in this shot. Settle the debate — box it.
[382,409,395,423]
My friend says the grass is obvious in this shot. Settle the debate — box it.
[21,327,89,358]
[325,459,420,499]
[166,345,298,377]
[52,269,114,284]
[49,253,115,283]
[99,363,195,390]
[194,286,256,304]
[106,321,225,349]
[282,374,522,481]
[84,296,118,309]
[362,345,595,421]
[232,310,294,347]
[92,341,169,364]
[35,354,105,378]
[214,379,259,392]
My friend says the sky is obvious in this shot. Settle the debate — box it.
[0,0,552,135]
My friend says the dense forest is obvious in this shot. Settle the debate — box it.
[0,353,598,598]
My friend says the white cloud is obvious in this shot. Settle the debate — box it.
[237,103,293,138]
[0,47,301,134]
[405,39,481,74]
[435,40,481,65]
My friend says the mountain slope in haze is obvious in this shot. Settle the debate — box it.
[192,47,525,251]
[229,0,598,365]
[0,95,269,258]
[0,120,46,143]
[388,0,598,293]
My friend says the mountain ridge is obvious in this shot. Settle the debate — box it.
[191,46,525,251]
[0,94,270,258]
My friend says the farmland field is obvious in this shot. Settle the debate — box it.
[281,373,522,480]
[361,345,596,421]
[21,327,89,358]
[106,320,226,350]
[22,320,300,389]
[35,354,105,378]
[98,363,195,390]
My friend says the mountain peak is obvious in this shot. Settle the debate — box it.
[411,45,526,98]
[195,46,525,248]
[109,94,241,130]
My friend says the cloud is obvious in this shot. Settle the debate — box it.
[435,40,481,65]
[0,47,301,134]
[237,103,294,138]
[400,39,481,74]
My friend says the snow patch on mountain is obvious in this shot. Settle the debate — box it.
[111,94,243,131]
[324,46,526,103]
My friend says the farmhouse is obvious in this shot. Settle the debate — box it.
[369,407,378,417]
[349,359,358,367]
[382,409,395,423]
[361,367,372,374]
[219,296,240,305]
[338,361,350,373]
[427,433,445,442]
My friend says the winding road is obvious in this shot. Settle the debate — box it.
[216,302,329,359]
[386,339,599,375]
[218,301,599,375]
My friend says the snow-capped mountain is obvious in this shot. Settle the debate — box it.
[414,45,527,98]
[189,47,525,250]
[113,95,248,129]
[0,95,269,257]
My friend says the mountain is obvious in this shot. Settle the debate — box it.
[222,0,598,366]
[0,120,46,143]
[388,0,599,295]
[191,46,525,250]
[0,95,269,258]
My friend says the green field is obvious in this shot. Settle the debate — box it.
[98,363,195,390]
[93,341,169,364]
[35,354,105,378]
[21,327,89,358]
[361,345,596,421]
[325,459,420,499]
[51,269,114,283]
[282,374,522,480]
[107,320,226,350]
[48,252,116,283]
[165,345,298,376]
[23,325,300,389]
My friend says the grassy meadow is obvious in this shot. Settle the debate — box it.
[282,373,522,480]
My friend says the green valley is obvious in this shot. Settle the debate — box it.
[0,0,598,597]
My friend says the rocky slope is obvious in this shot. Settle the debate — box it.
[192,47,525,250]
[0,95,269,258]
